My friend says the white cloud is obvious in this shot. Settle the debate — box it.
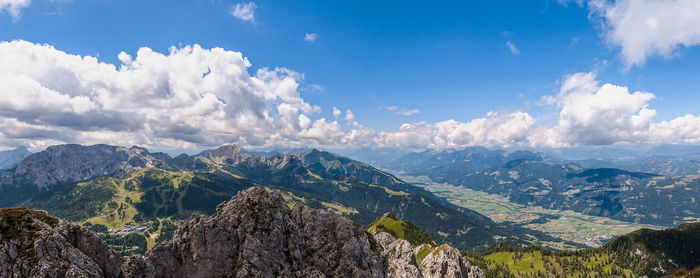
[395,108,420,116]
[556,0,585,7]
[230,2,256,22]
[506,40,520,55]
[0,0,31,20]
[332,107,341,119]
[0,40,373,150]
[377,111,536,149]
[650,114,700,144]
[380,105,420,116]
[2,40,699,151]
[587,0,700,68]
[304,33,318,42]
[308,83,323,91]
[345,110,355,123]
[377,72,700,150]
[546,72,657,145]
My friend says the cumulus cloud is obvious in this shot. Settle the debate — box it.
[304,33,318,42]
[545,72,657,145]
[376,71,700,150]
[650,115,700,144]
[345,110,355,123]
[0,0,31,20]
[2,40,699,151]
[332,107,341,119]
[506,40,520,55]
[585,0,700,68]
[377,111,537,150]
[230,2,256,22]
[0,40,371,150]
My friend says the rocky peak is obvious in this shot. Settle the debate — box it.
[200,144,299,170]
[371,232,484,278]
[0,144,158,190]
[0,207,122,278]
[125,187,386,277]
[198,144,246,165]
[418,244,483,278]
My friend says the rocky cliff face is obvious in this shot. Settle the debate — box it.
[125,187,386,278]
[0,207,121,278]
[1,187,483,278]
[0,144,159,190]
[196,144,294,169]
[373,232,484,278]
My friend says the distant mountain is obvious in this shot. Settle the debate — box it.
[389,147,562,176]
[627,154,700,176]
[538,144,700,162]
[0,146,31,170]
[644,144,700,157]
[573,154,700,176]
[0,144,170,206]
[299,149,408,189]
[0,143,572,251]
[0,144,166,189]
[394,149,699,226]
[541,144,700,176]
[334,147,410,168]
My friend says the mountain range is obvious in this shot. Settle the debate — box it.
[0,147,31,171]
[390,147,700,227]
[0,143,573,251]
[0,143,698,277]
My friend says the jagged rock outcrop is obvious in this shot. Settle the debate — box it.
[126,187,386,278]
[372,233,484,278]
[0,144,159,190]
[197,144,247,166]
[0,207,121,278]
[375,232,422,278]
[195,144,295,169]
[418,244,483,278]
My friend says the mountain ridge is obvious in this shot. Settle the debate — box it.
[391,148,700,227]
[0,143,562,251]
[0,147,31,170]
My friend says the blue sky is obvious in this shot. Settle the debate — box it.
[0,0,699,151]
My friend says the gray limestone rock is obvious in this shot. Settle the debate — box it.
[0,207,121,278]
[0,144,159,190]
[372,234,485,278]
[418,244,484,278]
[134,187,386,278]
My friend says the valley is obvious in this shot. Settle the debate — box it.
[395,173,663,249]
